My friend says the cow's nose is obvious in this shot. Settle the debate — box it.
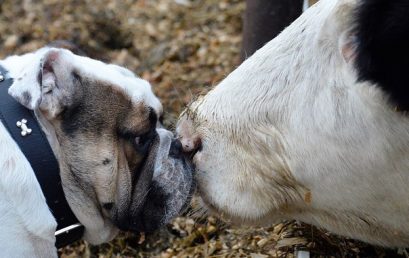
[176,116,202,153]
[169,138,183,158]
[180,135,201,154]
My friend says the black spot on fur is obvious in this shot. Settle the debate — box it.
[61,101,84,136]
[354,0,409,110]
[102,158,111,165]
[21,91,32,106]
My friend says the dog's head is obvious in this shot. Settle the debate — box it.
[7,48,193,244]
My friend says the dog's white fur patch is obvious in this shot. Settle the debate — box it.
[0,123,58,256]
[4,48,162,116]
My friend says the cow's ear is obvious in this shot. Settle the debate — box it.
[353,0,409,110]
[339,31,357,64]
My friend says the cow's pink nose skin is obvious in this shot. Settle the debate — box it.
[180,136,201,153]
[176,117,202,153]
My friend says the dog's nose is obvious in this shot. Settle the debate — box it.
[169,138,183,158]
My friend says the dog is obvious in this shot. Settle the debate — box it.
[177,0,409,247]
[0,47,193,257]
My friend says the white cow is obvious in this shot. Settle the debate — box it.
[177,0,409,247]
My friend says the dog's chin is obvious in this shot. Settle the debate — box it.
[83,220,119,245]
[129,157,194,232]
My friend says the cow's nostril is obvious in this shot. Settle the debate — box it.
[169,138,183,158]
[102,202,114,211]
[181,136,202,154]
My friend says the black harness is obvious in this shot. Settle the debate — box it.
[0,65,84,248]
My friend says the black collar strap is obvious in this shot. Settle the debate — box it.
[0,65,84,248]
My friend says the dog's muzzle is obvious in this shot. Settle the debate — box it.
[116,128,194,232]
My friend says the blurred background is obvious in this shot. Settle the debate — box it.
[0,0,404,257]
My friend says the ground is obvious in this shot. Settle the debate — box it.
[0,0,405,257]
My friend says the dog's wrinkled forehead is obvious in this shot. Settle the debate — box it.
[6,47,162,115]
[71,54,162,115]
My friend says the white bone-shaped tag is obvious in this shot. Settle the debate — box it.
[16,119,32,136]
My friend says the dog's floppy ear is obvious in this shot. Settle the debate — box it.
[8,48,49,110]
[353,0,409,110]
[9,48,77,118]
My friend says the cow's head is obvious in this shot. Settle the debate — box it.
[177,0,409,247]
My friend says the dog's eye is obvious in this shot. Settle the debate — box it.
[133,131,156,154]
[118,129,156,154]
[134,133,151,146]
[135,136,141,145]
[118,131,137,140]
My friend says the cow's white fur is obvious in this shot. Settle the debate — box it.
[0,48,163,256]
[178,0,409,247]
